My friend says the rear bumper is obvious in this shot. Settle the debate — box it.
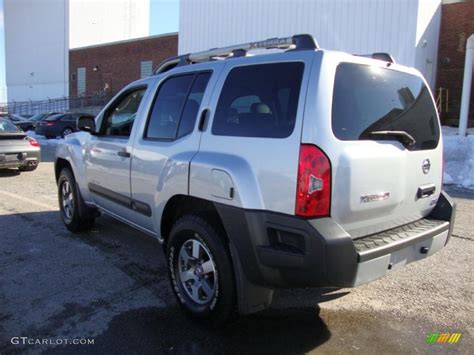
[0,149,41,169]
[215,190,456,288]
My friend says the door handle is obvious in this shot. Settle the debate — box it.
[417,184,436,198]
[198,108,210,131]
[117,150,131,158]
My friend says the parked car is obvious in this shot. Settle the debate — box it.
[0,113,35,132]
[0,117,40,171]
[55,34,455,325]
[28,112,65,129]
[35,112,94,138]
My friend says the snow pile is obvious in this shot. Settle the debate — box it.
[26,131,62,147]
[442,126,474,190]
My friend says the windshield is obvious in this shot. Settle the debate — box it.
[332,63,440,151]
[0,118,21,132]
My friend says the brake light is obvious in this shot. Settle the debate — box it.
[46,121,55,126]
[295,144,331,217]
[27,137,40,147]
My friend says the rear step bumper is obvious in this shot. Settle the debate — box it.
[214,190,456,289]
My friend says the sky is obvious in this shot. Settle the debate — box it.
[0,0,179,103]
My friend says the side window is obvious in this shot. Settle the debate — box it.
[177,72,211,138]
[146,72,211,140]
[103,88,146,137]
[212,62,304,138]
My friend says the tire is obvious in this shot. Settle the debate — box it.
[19,164,38,172]
[167,215,236,325]
[61,127,74,138]
[58,167,95,232]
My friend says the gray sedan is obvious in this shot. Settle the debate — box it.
[0,118,41,171]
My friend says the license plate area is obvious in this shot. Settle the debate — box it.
[0,153,25,162]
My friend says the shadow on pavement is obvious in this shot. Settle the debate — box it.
[47,306,331,355]
[0,169,21,177]
[444,185,474,200]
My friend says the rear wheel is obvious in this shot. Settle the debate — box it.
[61,127,74,138]
[58,168,95,232]
[167,215,236,325]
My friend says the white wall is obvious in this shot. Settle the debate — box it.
[414,0,442,88]
[69,0,150,49]
[4,0,69,102]
[179,0,441,87]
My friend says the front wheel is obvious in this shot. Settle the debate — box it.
[167,215,236,325]
[58,168,95,232]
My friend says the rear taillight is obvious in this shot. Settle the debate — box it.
[27,137,40,147]
[295,144,331,218]
[46,121,55,126]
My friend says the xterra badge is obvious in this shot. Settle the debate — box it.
[361,192,390,203]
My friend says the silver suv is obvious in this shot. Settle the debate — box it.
[55,34,455,324]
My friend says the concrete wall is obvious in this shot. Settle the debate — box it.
[69,33,177,96]
[179,0,441,87]
[4,0,69,102]
[69,0,150,49]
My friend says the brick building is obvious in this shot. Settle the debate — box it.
[69,32,178,98]
[436,0,474,126]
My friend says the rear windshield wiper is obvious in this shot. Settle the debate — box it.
[367,130,416,148]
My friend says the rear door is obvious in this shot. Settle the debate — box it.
[305,56,442,238]
[130,64,220,233]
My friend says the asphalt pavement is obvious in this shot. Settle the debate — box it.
[0,145,472,354]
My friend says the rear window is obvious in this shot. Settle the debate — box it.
[0,118,20,132]
[212,62,304,138]
[46,114,65,121]
[332,63,440,150]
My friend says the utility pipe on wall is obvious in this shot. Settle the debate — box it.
[459,34,474,136]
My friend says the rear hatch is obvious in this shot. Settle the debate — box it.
[326,62,442,238]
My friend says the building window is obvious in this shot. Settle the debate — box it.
[140,61,153,79]
[77,67,86,95]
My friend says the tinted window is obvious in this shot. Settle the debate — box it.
[146,72,211,140]
[104,88,146,137]
[146,75,194,140]
[212,62,304,138]
[332,63,440,150]
[177,72,211,138]
[46,114,65,121]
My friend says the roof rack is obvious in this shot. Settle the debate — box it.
[355,52,395,63]
[154,34,319,74]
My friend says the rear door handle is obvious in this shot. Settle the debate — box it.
[117,150,131,158]
[198,108,210,131]
[417,184,436,198]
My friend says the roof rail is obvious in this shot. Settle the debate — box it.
[154,34,319,74]
[355,52,395,63]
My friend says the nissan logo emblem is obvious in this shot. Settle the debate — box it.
[422,159,431,174]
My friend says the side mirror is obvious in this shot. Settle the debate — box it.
[77,116,96,134]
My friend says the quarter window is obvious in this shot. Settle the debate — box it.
[212,62,304,138]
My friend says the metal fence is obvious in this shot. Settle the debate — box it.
[0,92,113,117]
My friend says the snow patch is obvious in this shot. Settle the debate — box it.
[442,126,474,190]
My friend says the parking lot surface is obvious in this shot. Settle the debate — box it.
[0,147,472,354]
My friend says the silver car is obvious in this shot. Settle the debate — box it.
[0,118,41,171]
[55,34,455,325]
